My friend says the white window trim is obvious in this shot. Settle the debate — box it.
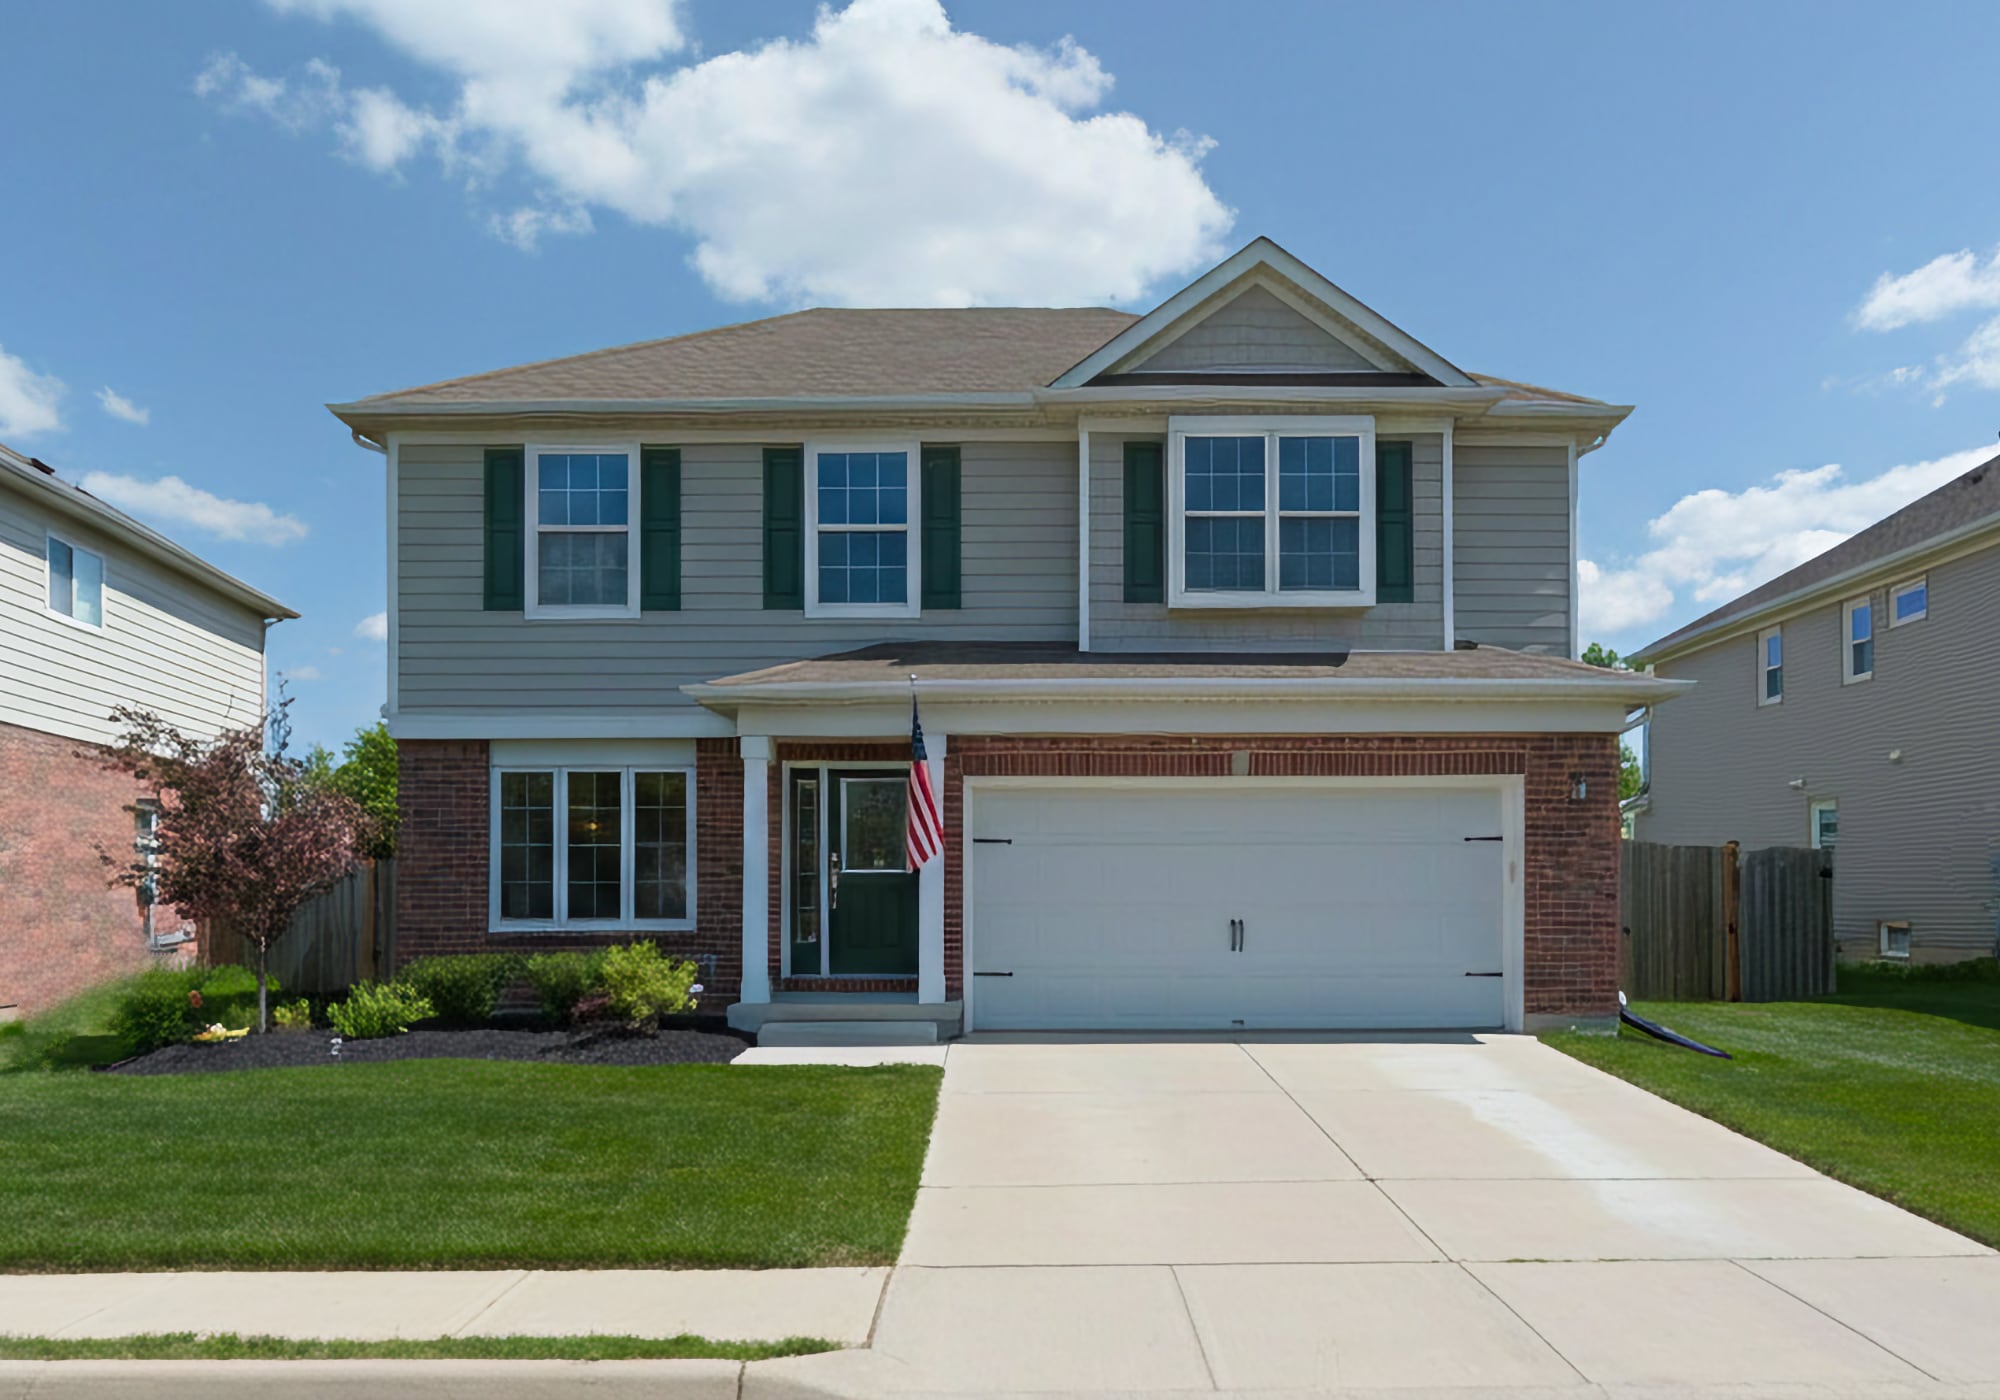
[803,437,923,619]
[1842,596,1874,684]
[488,764,696,933]
[1808,797,1837,851]
[44,530,105,631]
[1890,576,1928,626]
[1757,624,1783,707]
[1877,920,1911,959]
[1166,414,1377,609]
[524,442,643,620]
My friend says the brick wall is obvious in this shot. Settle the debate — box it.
[394,738,747,998]
[0,720,181,1015]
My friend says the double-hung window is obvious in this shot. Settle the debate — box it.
[1842,596,1873,683]
[1168,416,1376,606]
[805,440,919,618]
[491,765,694,930]
[1891,576,1927,625]
[1757,625,1783,705]
[526,445,639,618]
[46,534,104,628]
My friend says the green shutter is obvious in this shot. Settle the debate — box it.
[1122,440,1165,604]
[920,445,962,610]
[483,447,524,611]
[762,446,805,610]
[639,447,681,611]
[1375,440,1414,604]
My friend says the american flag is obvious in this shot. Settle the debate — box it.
[907,688,943,869]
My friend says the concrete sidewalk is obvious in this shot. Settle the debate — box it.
[0,1268,885,1345]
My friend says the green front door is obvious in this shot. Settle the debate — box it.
[828,770,919,975]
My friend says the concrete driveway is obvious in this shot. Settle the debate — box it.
[758,1033,2000,1397]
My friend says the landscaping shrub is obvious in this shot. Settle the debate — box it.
[271,998,315,1032]
[327,983,434,1040]
[1838,957,2000,985]
[397,954,522,1026]
[523,951,605,1026]
[107,966,278,1055]
[597,942,700,1030]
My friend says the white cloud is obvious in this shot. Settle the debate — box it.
[282,665,323,682]
[1579,443,1992,644]
[354,611,388,640]
[194,51,344,131]
[204,0,1233,306]
[0,343,64,437]
[1853,245,2000,403]
[96,386,150,426]
[78,472,309,545]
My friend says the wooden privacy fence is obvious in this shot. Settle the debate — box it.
[205,860,397,996]
[1620,842,1834,1002]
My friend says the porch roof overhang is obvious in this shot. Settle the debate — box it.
[684,643,1690,712]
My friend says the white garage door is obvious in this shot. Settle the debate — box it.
[969,784,1508,1031]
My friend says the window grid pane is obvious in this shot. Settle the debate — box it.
[537,453,629,528]
[1277,436,1360,513]
[47,539,73,617]
[815,451,910,606]
[1184,436,1265,513]
[499,772,555,920]
[634,771,688,921]
[566,771,623,920]
[1185,516,1265,591]
[1279,516,1360,591]
[71,547,104,626]
[1895,583,1927,621]
[538,532,629,607]
[817,521,907,605]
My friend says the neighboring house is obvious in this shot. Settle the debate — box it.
[0,444,295,1016]
[1632,453,2000,965]
[331,237,1677,1040]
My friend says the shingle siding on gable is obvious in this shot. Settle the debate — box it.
[1638,541,2000,961]
[1451,444,1572,657]
[395,439,1078,713]
[1086,432,1445,651]
[1130,285,1381,373]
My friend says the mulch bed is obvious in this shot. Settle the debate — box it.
[105,1024,752,1076]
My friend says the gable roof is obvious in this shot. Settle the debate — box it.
[1634,450,2000,663]
[0,442,296,621]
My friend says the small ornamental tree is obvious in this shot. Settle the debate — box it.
[99,699,375,1032]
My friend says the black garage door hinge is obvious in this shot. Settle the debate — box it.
[1463,835,1504,842]
[972,970,1014,977]
[972,837,1013,845]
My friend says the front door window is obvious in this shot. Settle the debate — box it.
[841,778,909,872]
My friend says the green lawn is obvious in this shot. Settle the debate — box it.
[0,1059,939,1271]
[0,1333,837,1362]
[1546,962,2000,1249]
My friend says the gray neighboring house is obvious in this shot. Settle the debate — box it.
[1632,452,2000,964]
[333,236,1679,1040]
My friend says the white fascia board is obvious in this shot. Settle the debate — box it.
[1048,238,1479,390]
[388,710,735,741]
[727,696,1639,738]
[1633,512,2000,666]
[685,674,1691,708]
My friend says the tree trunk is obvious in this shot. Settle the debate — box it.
[256,940,269,1034]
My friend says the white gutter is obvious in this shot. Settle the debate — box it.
[1634,506,2000,665]
[684,674,1691,707]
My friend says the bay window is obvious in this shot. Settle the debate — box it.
[526,445,640,618]
[1168,416,1375,606]
[492,765,693,930]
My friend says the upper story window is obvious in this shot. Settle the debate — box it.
[805,440,920,618]
[1891,576,1927,625]
[1842,596,1873,683]
[46,534,104,628]
[1167,416,1375,608]
[526,446,639,619]
[1757,625,1783,705]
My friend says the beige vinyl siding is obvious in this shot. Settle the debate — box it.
[397,440,1077,713]
[1452,444,1571,656]
[1087,433,1444,651]
[1638,542,2000,960]
[1131,285,1378,373]
[0,480,268,746]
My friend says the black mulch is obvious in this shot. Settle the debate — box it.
[105,1024,753,1076]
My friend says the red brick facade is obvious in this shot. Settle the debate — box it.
[0,720,187,1015]
[397,730,1621,1022]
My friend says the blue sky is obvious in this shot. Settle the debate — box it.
[7,0,2000,749]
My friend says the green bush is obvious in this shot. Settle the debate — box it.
[272,999,315,1032]
[1839,957,2000,985]
[328,983,434,1040]
[397,954,521,1026]
[106,966,281,1054]
[523,951,605,1026]
[597,942,700,1030]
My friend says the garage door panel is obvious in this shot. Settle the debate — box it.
[971,785,1509,1032]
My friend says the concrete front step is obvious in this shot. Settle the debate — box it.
[756,1019,940,1047]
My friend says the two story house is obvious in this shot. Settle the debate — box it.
[333,238,1677,1041]
[0,443,294,1016]
[1633,453,2000,965]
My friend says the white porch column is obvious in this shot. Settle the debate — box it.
[739,735,773,1005]
[918,731,948,1005]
